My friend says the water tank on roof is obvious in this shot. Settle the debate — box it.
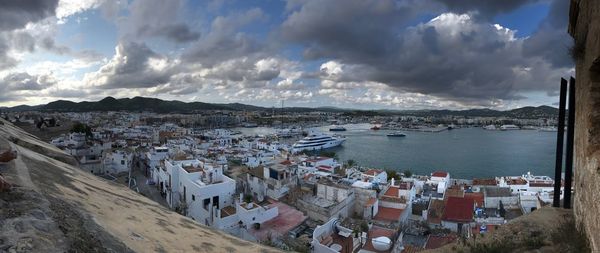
[372,236,392,251]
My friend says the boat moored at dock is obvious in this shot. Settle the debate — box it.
[386,132,407,137]
[329,125,347,132]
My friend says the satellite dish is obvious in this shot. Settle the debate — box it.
[372,236,392,251]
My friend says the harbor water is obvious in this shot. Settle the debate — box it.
[234,124,559,179]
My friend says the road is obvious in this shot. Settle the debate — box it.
[128,153,168,207]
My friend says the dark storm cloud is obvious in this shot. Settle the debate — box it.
[135,23,200,43]
[281,0,420,63]
[522,0,572,68]
[282,0,571,104]
[0,0,59,31]
[122,0,199,43]
[159,24,200,43]
[0,39,18,70]
[92,41,175,89]
[183,8,267,66]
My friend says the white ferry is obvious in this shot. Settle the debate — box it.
[292,133,345,153]
[538,127,558,132]
[500,124,520,130]
[483,125,497,130]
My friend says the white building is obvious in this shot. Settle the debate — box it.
[244,151,276,168]
[213,194,278,231]
[362,169,388,184]
[146,146,170,181]
[245,160,296,201]
[68,132,86,148]
[428,171,450,194]
[102,150,133,175]
[298,157,340,175]
[165,159,238,228]
[312,219,356,253]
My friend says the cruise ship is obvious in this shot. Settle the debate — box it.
[292,133,346,153]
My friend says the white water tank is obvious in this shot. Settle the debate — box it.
[372,236,392,251]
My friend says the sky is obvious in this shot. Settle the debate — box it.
[0,0,574,110]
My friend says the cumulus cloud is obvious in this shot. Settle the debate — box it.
[431,0,542,20]
[0,0,575,109]
[85,41,178,89]
[0,72,55,102]
[0,0,60,70]
[281,0,572,106]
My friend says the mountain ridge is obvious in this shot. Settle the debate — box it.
[1,96,558,118]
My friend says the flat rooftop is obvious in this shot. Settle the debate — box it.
[472,178,497,186]
[221,206,236,218]
[302,195,335,208]
[248,200,307,241]
[183,165,202,173]
[483,186,512,197]
[374,207,404,222]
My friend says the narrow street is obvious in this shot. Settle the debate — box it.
[128,154,169,207]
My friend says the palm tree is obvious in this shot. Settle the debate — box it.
[345,159,356,168]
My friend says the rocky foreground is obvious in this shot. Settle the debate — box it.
[0,118,279,253]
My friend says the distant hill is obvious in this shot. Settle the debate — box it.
[2,96,558,118]
[0,104,42,112]
[399,106,558,118]
[42,96,231,113]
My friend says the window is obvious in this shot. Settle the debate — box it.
[203,198,210,210]
[192,195,195,201]
[121,160,125,165]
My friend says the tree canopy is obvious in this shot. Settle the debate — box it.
[70,122,92,137]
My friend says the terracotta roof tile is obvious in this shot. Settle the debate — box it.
[432,171,448,177]
[442,197,474,222]
[464,192,485,208]
[425,235,457,249]
[374,207,404,222]
[383,186,399,198]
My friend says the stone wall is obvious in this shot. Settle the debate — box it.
[569,0,600,251]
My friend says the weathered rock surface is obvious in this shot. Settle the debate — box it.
[569,0,600,251]
[0,118,280,253]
